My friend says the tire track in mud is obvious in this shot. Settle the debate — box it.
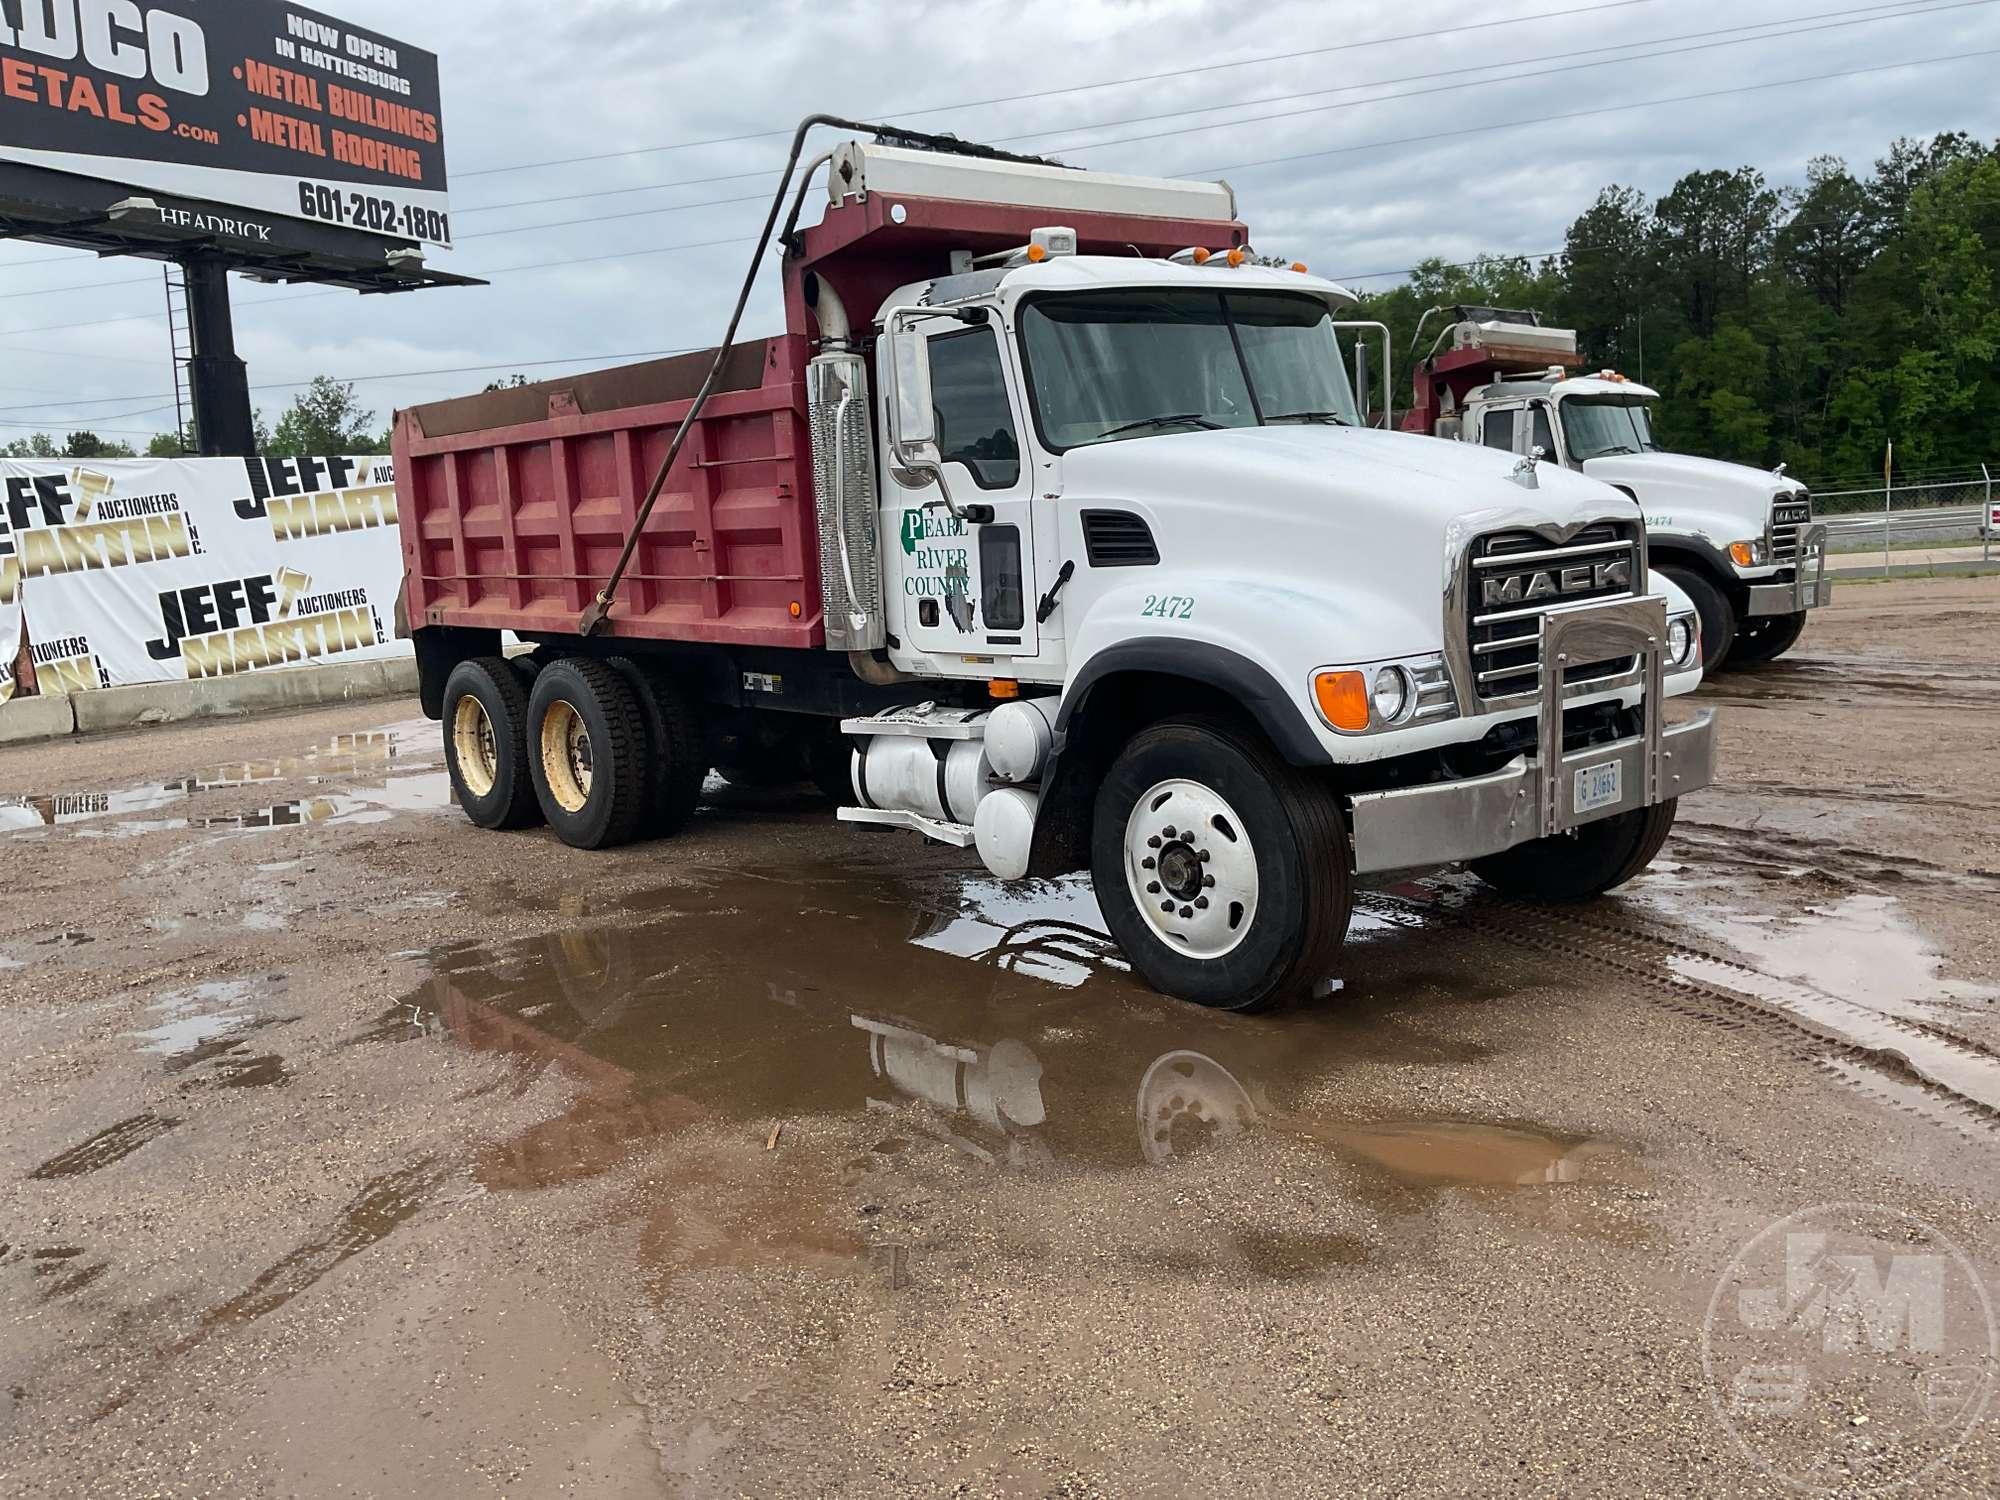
[1353,891,2000,1142]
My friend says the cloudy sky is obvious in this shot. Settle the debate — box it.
[1,0,1995,446]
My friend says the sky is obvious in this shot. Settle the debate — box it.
[0,0,1995,446]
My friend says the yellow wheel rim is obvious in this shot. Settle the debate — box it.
[451,695,498,800]
[539,700,594,814]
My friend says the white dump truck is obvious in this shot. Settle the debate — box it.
[1402,308,1831,669]
[401,118,1717,1013]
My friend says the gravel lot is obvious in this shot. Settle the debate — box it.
[1,577,1996,1498]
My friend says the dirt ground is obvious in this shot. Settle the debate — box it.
[2,576,1997,1499]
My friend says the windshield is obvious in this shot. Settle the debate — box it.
[1562,398,1661,461]
[1019,290,1361,450]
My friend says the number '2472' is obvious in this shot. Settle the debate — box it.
[1141,593,1194,620]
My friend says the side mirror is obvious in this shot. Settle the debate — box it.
[1354,341,1372,426]
[889,330,936,455]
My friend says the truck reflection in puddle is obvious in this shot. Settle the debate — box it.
[367,867,1620,1193]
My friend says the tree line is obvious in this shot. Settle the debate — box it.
[1,376,391,462]
[10,130,1994,488]
[1355,130,1999,489]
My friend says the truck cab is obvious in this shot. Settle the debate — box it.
[400,130,1719,1015]
[1403,309,1830,670]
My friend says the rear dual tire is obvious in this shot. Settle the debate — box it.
[442,658,544,831]
[442,654,711,851]
[528,658,652,851]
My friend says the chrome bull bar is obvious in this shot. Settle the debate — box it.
[1746,522,1832,616]
[1347,594,1718,876]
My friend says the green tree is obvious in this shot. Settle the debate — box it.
[1663,324,1773,464]
[1556,186,1657,372]
[2,433,59,458]
[63,431,136,458]
[266,378,388,457]
[1652,168,1780,339]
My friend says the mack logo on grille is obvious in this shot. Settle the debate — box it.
[1482,558,1632,609]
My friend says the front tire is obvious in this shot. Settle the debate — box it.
[1730,610,1807,666]
[526,658,650,850]
[1469,798,1677,902]
[1659,564,1737,673]
[1091,718,1352,1013]
[442,657,543,831]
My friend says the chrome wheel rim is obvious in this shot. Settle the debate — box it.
[539,700,594,814]
[451,696,498,800]
[1123,778,1259,960]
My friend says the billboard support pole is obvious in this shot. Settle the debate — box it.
[183,254,256,458]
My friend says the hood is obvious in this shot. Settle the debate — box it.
[1582,450,1802,529]
[1062,424,1636,534]
[1055,425,1644,661]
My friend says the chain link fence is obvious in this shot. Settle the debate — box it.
[1813,468,1997,572]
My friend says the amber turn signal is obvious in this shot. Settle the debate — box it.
[1729,541,1756,567]
[990,679,1021,700]
[1313,670,1370,732]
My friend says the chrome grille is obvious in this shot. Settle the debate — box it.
[1770,493,1813,564]
[1411,659,1457,722]
[1468,522,1642,701]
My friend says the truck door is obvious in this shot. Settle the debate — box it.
[888,317,1040,661]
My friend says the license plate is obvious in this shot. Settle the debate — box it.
[1574,761,1623,815]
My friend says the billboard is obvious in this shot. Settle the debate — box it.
[0,2,450,248]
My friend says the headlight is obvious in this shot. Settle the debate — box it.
[1312,655,1454,734]
[1668,613,1699,669]
[1371,665,1411,724]
[1728,540,1767,568]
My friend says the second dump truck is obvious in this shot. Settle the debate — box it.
[1402,308,1832,670]
[396,123,1717,1013]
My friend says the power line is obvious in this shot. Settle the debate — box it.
[1194,46,2000,178]
[442,1,1987,243]
[0,43,1983,373]
[3,0,1972,311]
[454,0,1674,180]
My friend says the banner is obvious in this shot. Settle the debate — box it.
[0,2,450,248]
[0,526,18,703]
[0,454,407,696]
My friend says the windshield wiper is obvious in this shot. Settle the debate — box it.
[1097,412,1223,439]
[1265,409,1351,426]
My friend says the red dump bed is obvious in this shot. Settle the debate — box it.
[395,335,824,648]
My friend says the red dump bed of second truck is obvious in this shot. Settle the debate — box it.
[395,335,825,649]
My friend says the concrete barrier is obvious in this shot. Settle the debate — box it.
[1,656,420,744]
[69,656,420,736]
[0,692,78,745]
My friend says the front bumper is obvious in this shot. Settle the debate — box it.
[1347,595,1717,876]
[1745,523,1832,617]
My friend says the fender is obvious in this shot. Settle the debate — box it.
[1058,637,1328,766]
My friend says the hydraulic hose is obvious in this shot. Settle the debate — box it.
[578,114,1057,635]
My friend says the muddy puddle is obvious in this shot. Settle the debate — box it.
[0,722,446,836]
[363,865,1624,1194]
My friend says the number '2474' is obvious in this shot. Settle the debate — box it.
[1141,594,1194,620]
